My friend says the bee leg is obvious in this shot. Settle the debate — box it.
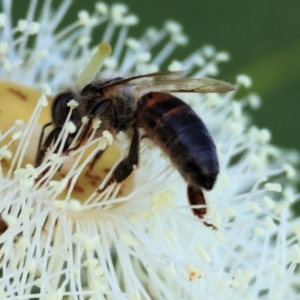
[85,149,104,180]
[187,184,217,230]
[35,127,62,168]
[0,216,8,235]
[37,122,53,153]
[113,124,139,182]
[141,133,150,139]
[98,124,139,191]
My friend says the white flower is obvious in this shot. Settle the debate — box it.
[0,1,300,299]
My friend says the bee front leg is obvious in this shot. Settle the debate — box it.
[98,124,139,191]
[37,122,53,153]
[35,127,62,168]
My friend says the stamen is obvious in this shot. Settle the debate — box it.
[95,3,108,15]
[237,74,252,88]
[202,45,216,58]
[48,0,73,32]
[216,51,230,62]
[168,60,182,71]
[0,13,7,27]
[74,42,112,89]
[113,26,128,62]
[102,21,115,43]
[264,182,282,192]
[152,41,176,67]
[17,20,28,32]
[0,41,9,55]
[248,93,261,109]
[39,83,52,96]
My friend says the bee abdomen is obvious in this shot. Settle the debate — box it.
[137,92,219,190]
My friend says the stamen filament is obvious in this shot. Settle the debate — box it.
[74,42,112,88]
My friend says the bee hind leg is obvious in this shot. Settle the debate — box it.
[98,124,139,192]
[187,184,217,230]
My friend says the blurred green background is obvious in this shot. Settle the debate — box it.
[12,1,300,157]
[71,0,300,155]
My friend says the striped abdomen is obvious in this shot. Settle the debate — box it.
[136,92,219,191]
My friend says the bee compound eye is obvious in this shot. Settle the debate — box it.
[52,92,77,126]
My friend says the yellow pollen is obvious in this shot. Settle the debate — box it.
[0,82,119,202]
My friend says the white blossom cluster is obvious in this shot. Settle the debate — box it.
[0,1,300,299]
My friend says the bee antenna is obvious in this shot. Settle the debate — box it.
[75,42,112,88]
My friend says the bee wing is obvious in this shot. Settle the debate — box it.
[100,71,185,89]
[101,72,234,93]
[135,77,235,93]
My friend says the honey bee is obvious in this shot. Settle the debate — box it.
[36,71,234,227]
